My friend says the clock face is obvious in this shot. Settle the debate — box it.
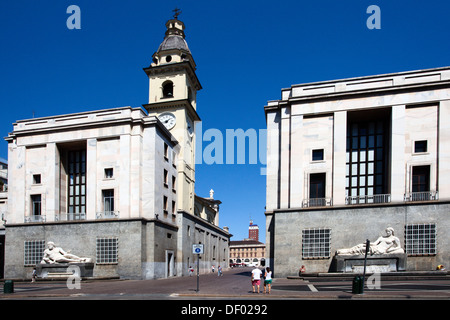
[159,113,176,130]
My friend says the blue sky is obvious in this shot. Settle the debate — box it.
[1,1,449,242]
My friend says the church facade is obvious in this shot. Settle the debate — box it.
[3,16,230,280]
[265,67,450,276]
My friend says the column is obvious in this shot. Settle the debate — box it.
[46,143,59,222]
[390,105,406,202]
[280,106,291,208]
[438,100,450,199]
[86,138,97,220]
[265,110,280,211]
[290,114,303,208]
[8,144,26,224]
[332,111,347,205]
[120,134,132,218]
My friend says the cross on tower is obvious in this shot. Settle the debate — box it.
[173,8,182,19]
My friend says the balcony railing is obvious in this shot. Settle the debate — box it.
[24,211,121,223]
[345,194,391,205]
[404,191,438,202]
[24,215,46,223]
[96,211,119,219]
[55,213,86,221]
[302,198,333,208]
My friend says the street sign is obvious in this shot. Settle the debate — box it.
[193,244,204,254]
[192,244,204,292]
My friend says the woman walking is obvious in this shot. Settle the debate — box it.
[263,267,272,294]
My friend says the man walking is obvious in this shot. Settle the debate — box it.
[251,267,263,293]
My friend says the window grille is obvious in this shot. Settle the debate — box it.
[96,237,119,264]
[67,149,86,220]
[24,240,45,266]
[302,228,331,259]
[405,223,436,255]
[345,119,388,203]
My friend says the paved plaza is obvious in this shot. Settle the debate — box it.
[1,267,449,300]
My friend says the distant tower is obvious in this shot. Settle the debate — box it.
[249,219,259,241]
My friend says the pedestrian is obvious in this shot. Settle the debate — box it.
[212,265,215,273]
[31,267,37,283]
[263,267,272,294]
[251,267,263,293]
[188,266,194,277]
[299,265,306,276]
[218,265,223,276]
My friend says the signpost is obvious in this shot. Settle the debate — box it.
[192,244,203,292]
[362,239,370,294]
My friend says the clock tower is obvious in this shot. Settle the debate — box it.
[143,12,202,215]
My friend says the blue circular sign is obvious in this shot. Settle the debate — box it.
[195,248,201,253]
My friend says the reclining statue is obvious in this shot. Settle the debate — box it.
[40,241,93,264]
[336,227,404,255]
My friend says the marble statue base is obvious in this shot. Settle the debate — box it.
[334,253,406,273]
[36,263,94,278]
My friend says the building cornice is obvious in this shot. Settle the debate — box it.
[5,106,179,147]
[265,67,450,116]
[143,61,202,91]
[143,98,201,122]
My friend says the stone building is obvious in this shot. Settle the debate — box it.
[3,15,230,280]
[265,67,450,276]
[229,240,266,267]
[0,158,6,278]
[229,220,265,267]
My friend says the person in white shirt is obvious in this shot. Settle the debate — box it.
[264,267,272,294]
[251,267,263,293]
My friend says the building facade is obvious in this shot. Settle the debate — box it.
[3,16,230,280]
[248,220,259,242]
[265,67,450,277]
[229,240,265,267]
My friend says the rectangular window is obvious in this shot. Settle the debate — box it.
[164,143,169,160]
[67,150,86,220]
[346,118,388,204]
[164,169,168,187]
[163,196,168,214]
[172,200,176,215]
[102,189,114,213]
[405,223,436,255]
[308,173,326,206]
[414,140,428,153]
[302,228,331,259]
[312,149,324,161]
[33,174,41,184]
[172,151,177,167]
[24,240,45,266]
[310,173,326,199]
[104,168,114,179]
[172,175,176,192]
[412,165,430,193]
[96,238,119,264]
[31,195,42,216]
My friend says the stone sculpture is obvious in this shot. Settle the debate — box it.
[336,227,404,255]
[40,241,93,264]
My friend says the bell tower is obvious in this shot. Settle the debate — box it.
[143,10,202,215]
